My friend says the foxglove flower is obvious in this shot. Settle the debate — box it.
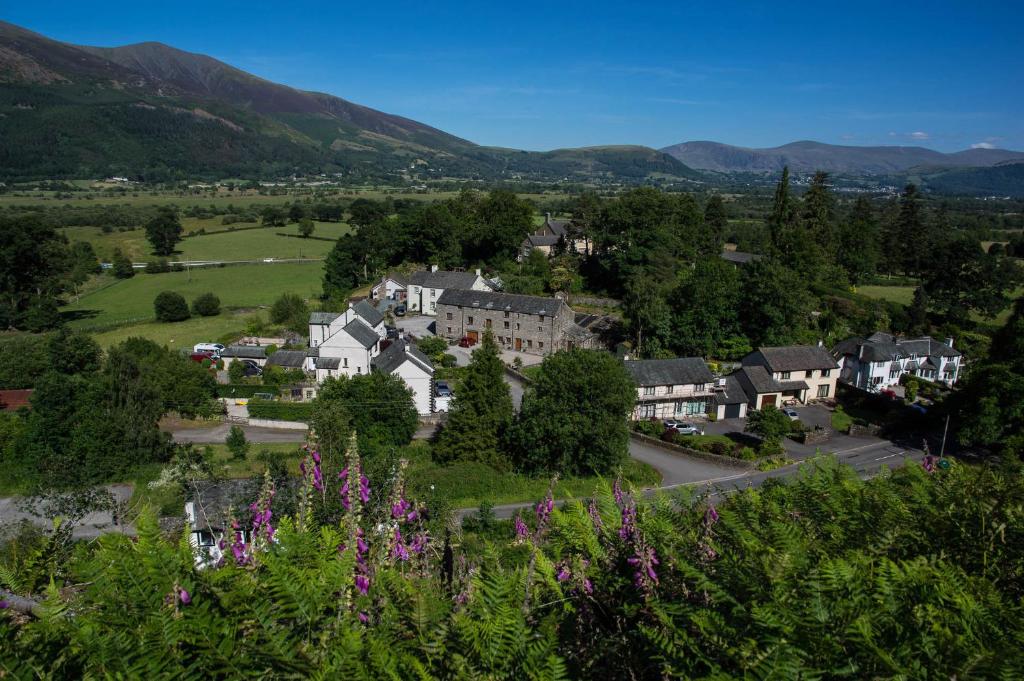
[705,503,719,526]
[393,528,410,561]
[627,544,660,592]
[556,566,571,582]
[0,600,8,609]
[514,514,529,540]
[613,478,624,507]
[410,532,428,554]
[922,454,937,473]
[358,611,369,624]
[619,503,637,542]
[588,498,603,531]
[355,574,370,595]
[178,587,191,606]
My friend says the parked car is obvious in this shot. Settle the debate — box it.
[435,380,453,397]
[668,421,703,436]
[782,408,800,420]
[189,351,216,364]
[241,360,263,377]
[394,304,407,317]
[880,388,898,399]
[458,336,477,348]
[385,325,399,340]
[194,343,225,354]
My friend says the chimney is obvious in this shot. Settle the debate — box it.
[430,264,438,273]
[858,344,865,360]
[945,337,954,349]
[545,212,551,222]
[475,268,481,276]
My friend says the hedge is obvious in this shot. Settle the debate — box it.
[216,384,270,399]
[247,399,313,422]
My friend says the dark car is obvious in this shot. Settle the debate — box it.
[385,325,400,340]
[458,335,477,348]
[394,304,407,317]
[189,351,216,363]
[435,380,453,397]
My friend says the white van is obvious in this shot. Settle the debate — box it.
[194,343,225,354]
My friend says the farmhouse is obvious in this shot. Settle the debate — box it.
[435,289,595,355]
[369,272,409,302]
[371,340,435,415]
[406,267,492,316]
[737,345,839,408]
[833,332,961,391]
[518,213,588,260]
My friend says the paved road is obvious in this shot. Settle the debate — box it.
[169,423,308,444]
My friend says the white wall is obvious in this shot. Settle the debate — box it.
[391,360,433,415]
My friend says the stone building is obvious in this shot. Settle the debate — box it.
[435,289,594,355]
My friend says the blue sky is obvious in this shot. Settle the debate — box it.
[6,1,1023,151]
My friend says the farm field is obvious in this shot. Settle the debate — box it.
[62,261,324,337]
[858,283,1023,324]
[60,220,350,261]
[88,310,252,349]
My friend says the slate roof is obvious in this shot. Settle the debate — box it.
[437,289,565,317]
[266,350,307,368]
[343,319,379,350]
[624,358,714,387]
[832,333,960,362]
[735,365,785,394]
[382,271,408,286]
[353,299,384,327]
[544,217,570,237]
[720,250,763,265]
[314,357,341,370]
[753,346,839,372]
[219,346,267,359]
[409,270,481,290]
[309,311,341,325]
[372,340,434,375]
[714,375,747,405]
[306,347,319,357]
[523,234,561,248]
[779,380,811,392]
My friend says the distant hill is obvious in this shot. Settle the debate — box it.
[0,21,696,182]
[661,140,1024,175]
[909,161,1024,198]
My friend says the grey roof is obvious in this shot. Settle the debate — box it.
[309,311,341,325]
[306,347,319,357]
[778,380,811,392]
[545,217,570,237]
[715,374,748,405]
[219,345,267,359]
[409,270,481,290]
[905,360,920,370]
[751,346,839,372]
[353,300,384,327]
[382,271,408,286]
[565,323,595,341]
[266,350,307,368]
[735,365,785,394]
[720,250,763,265]
[833,333,960,362]
[436,289,565,317]
[523,234,561,248]
[624,358,714,387]
[314,357,341,370]
[372,340,434,375]
[343,319,379,350]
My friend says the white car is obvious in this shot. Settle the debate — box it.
[665,420,703,436]
[194,342,225,354]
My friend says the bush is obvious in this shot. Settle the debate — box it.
[153,291,190,322]
[634,419,664,437]
[738,446,758,460]
[416,336,448,359]
[228,361,246,382]
[191,292,221,317]
[144,259,170,274]
[440,354,458,368]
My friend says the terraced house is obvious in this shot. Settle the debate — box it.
[435,289,594,354]
[833,332,962,391]
[624,357,717,420]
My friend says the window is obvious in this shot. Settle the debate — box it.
[538,342,543,349]
[822,369,831,377]
[805,370,814,379]
[515,323,520,330]
[343,358,348,368]
[430,289,436,297]
[504,321,510,329]
[872,376,883,385]
[675,401,686,415]
[446,312,453,320]
[527,340,533,348]
[504,311,510,318]
[467,316,474,325]
[817,384,830,398]
[641,404,655,418]
[305,390,314,400]
[666,385,674,394]
[694,384,704,392]
[357,367,362,374]
[538,326,543,332]
[196,530,215,547]
[643,386,655,396]
[446,327,452,334]
[780,371,791,380]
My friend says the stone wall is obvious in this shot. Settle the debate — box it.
[629,432,755,470]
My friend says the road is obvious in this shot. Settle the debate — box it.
[169,423,308,444]
[0,485,134,539]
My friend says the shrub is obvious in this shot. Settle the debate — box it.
[738,446,758,460]
[416,336,448,359]
[634,419,664,437]
[144,259,170,274]
[191,292,221,317]
[248,399,313,422]
[153,291,190,322]
[440,354,458,368]
[228,361,246,382]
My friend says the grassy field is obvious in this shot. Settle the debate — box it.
[88,310,253,349]
[62,261,323,339]
[60,220,351,261]
[857,283,1023,323]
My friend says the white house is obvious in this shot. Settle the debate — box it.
[623,357,718,420]
[370,272,409,302]
[407,267,492,316]
[371,340,435,415]
[738,345,840,408]
[833,332,962,391]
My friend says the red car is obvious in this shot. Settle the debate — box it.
[190,351,216,363]
[458,336,478,348]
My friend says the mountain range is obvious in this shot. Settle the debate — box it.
[660,140,1024,175]
[0,21,695,182]
[0,20,1021,195]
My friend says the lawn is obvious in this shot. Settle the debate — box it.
[62,261,324,334]
[60,221,350,261]
[88,310,252,349]
[857,283,1023,324]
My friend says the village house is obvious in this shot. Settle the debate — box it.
[369,272,409,302]
[218,345,268,370]
[518,213,590,261]
[719,249,763,267]
[371,340,435,415]
[623,357,717,420]
[0,389,32,412]
[406,267,492,316]
[305,300,386,380]
[735,345,840,409]
[833,332,961,391]
[435,289,595,355]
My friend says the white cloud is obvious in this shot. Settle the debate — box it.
[971,142,996,149]
[909,131,930,140]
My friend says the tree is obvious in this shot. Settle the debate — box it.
[838,197,880,285]
[269,293,310,333]
[288,203,306,223]
[434,331,514,469]
[744,405,791,450]
[990,298,1024,369]
[226,425,249,461]
[309,398,352,464]
[228,359,246,382]
[144,208,183,257]
[920,236,1022,322]
[415,336,448,362]
[298,217,315,238]
[315,373,417,455]
[622,276,672,357]
[471,190,533,262]
[111,249,135,279]
[0,214,74,329]
[46,328,101,377]
[191,292,221,317]
[767,167,796,250]
[506,349,634,475]
[154,291,190,322]
[261,206,287,227]
[739,260,811,347]
[671,258,741,358]
[703,194,728,254]
[116,337,218,418]
[801,171,837,261]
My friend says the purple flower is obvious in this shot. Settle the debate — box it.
[406,510,419,523]
[358,611,369,624]
[535,493,554,528]
[410,532,428,554]
[514,514,529,539]
[613,478,624,507]
[391,498,410,520]
[705,504,719,526]
[627,545,660,592]
[619,503,637,542]
[922,454,937,473]
[359,474,370,503]
[588,498,603,531]
[178,588,191,606]
[393,528,410,561]
[357,534,368,555]
[0,600,8,609]
[582,578,593,595]
[556,566,571,582]
[355,574,370,595]
[311,450,321,464]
